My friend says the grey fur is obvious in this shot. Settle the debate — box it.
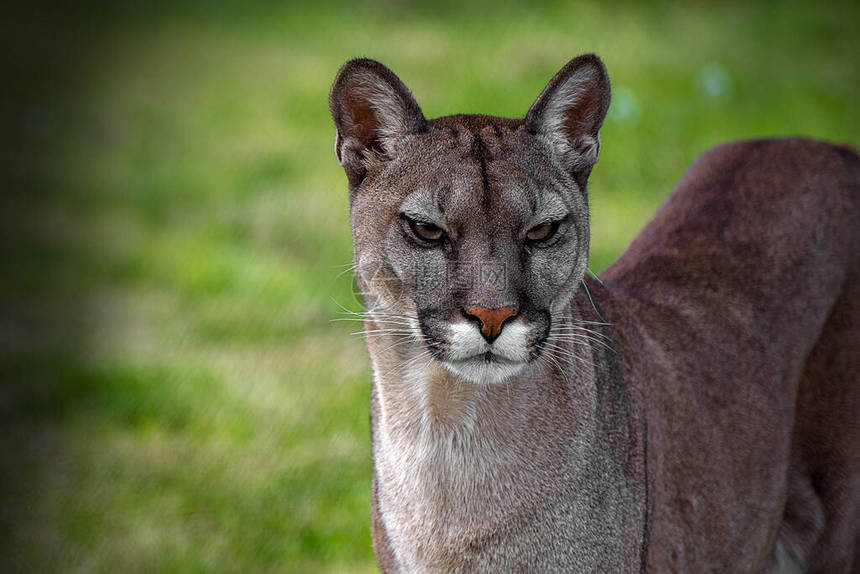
[329,55,860,572]
[331,55,644,571]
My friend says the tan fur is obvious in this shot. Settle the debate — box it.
[331,56,860,572]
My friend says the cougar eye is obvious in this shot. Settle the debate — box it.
[526,221,558,243]
[406,218,445,242]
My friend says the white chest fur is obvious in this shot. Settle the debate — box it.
[371,359,636,571]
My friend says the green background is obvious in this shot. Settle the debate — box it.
[2,1,857,572]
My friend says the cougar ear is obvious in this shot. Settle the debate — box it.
[329,58,427,188]
[524,54,611,185]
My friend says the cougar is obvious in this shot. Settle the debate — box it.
[329,54,860,572]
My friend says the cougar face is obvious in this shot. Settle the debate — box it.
[334,57,609,384]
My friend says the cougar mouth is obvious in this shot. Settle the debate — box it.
[453,351,521,365]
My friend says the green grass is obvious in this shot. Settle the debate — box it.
[1,1,857,571]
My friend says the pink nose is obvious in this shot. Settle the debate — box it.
[464,306,518,343]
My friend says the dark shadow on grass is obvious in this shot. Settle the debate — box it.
[0,5,116,570]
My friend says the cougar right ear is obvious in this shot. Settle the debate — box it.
[329,59,427,189]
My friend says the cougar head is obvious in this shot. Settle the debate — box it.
[330,55,610,384]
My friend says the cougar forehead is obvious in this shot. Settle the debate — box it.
[356,115,583,220]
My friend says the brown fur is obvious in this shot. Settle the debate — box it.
[600,139,860,571]
[330,55,860,572]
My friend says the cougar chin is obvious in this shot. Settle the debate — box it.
[443,354,527,385]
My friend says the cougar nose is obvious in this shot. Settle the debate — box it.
[464,306,518,343]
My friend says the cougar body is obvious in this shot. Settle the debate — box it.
[330,55,860,572]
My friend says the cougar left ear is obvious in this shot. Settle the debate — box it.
[524,54,611,184]
[329,58,427,189]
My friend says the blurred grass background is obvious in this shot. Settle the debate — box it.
[1,1,857,572]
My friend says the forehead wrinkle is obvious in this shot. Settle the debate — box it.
[533,192,569,223]
[399,188,443,222]
[399,148,470,223]
[480,158,532,229]
[470,132,491,211]
[435,186,448,215]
